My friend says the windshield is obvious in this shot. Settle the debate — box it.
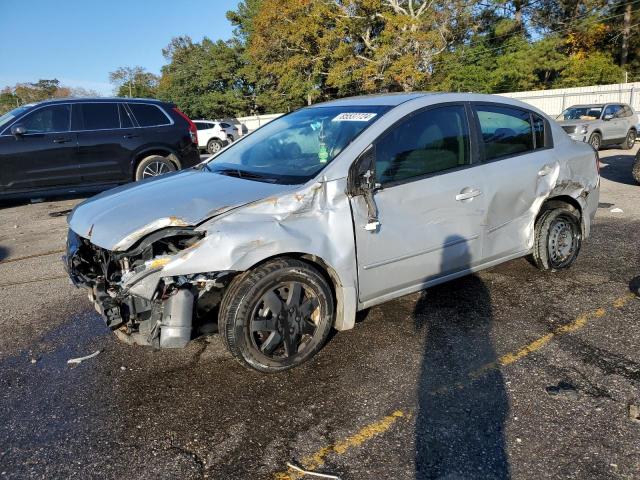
[0,105,31,132]
[205,105,390,184]
[556,106,603,121]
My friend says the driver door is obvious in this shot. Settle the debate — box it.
[0,104,79,192]
[350,104,487,305]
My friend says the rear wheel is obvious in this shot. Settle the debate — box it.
[207,139,223,155]
[621,129,636,150]
[135,155,176,181]
[589,132,601,151]
[219,258,334,372]
[532,204,582,271]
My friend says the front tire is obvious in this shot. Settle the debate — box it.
[207,139,223,155]
[589,132,601,151]
[531,204,582,272]
[622,129,636,150]
[135,155,176,181]
[632,151,640,185]
[219,259,334,372]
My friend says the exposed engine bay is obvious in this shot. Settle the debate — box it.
[65,228,235,348]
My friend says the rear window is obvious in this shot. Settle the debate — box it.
[80,103,120,130]
[128,103,171,127]
[476,106,534,161]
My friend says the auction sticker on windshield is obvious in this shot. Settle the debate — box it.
[332,112,378,122]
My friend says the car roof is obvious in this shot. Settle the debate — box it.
[311,92,437,107]
[29,97,170,106]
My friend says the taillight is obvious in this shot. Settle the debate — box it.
[173,107,198,145]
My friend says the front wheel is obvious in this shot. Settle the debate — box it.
[589,132,601,151]
[531,204,582,272]
[622,129,636,150]
[632,151,640,185]
[219,258,334,372]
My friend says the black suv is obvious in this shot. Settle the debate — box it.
[0,98,201,200]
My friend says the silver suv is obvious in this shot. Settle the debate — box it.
[556,103,637,150]
[65,93,600,372]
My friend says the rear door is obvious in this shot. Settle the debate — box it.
[75,102,141,184]
[471,104,556,261]
[602,104,625,141]
[0,103,79,192]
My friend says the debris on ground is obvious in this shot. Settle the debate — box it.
[67,350,101,365]
[545,381,579,399]
[286,462,341,479]
[629,404,640,423]
[598,202,614,208]
[610,207,624,213]
[48,209,73,218]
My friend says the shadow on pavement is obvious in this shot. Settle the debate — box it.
[0,246,9,262]
[598,149,638,186]
[414,235,510,479]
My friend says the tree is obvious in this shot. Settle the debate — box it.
[157,37,251,118]
[109,66,159,98]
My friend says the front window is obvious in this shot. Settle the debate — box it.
[205,105,390,184]
[556,106,603,121]
[0,105,32,132]
[20,104,71,133]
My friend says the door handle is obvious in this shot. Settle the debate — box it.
[456,188,482,202]
[538,164,554,177]
[53,137,72,144]
[123,134,139,139]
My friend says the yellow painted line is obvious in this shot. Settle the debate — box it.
[273,292,638,479]
[274,411,406,479]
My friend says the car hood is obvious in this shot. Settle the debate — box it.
[556,119,599,126]
[68,168,295,251]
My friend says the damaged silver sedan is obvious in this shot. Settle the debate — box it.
[64,93,600,372]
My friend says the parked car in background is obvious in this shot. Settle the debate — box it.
[556,103,637,150]
[0,98,200,200]
[193,120,236,154]
[65,92,600,372]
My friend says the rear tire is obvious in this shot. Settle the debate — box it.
[621,129,636,150]
[207,139,223,155]
[589,132,601,151]
[219,258,334,372]
[135,155,176,181]
[531,203,582,272]
[632,151,640,185]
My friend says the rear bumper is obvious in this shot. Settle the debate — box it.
[179,144,202,168]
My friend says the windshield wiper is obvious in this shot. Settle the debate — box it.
[212,168,278,183]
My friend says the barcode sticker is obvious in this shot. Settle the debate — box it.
[332,113,378,122]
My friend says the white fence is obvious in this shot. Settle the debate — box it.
[230,82,640,131]
[499,82,640,116]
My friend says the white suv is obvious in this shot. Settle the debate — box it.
[193,120,237,154]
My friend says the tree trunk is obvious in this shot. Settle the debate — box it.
[514,0,523,31]
[621,0,632,66]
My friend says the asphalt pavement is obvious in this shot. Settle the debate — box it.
[0,146,638,479]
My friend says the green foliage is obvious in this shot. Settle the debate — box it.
[157,37,250,119]
[0,79,92,115]
[152,0,640,116]
[109,66,159,98]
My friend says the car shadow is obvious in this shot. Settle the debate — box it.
[414,235,510,479]
[598,149,638,186]
[0,246,9,262]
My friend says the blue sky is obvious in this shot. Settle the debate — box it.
[0,0,240,95]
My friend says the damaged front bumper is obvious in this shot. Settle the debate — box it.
[64,228,234,349]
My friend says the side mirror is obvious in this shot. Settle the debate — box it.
[603,114,614,121]
[11,124,27,136]
[347,144,377,196]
